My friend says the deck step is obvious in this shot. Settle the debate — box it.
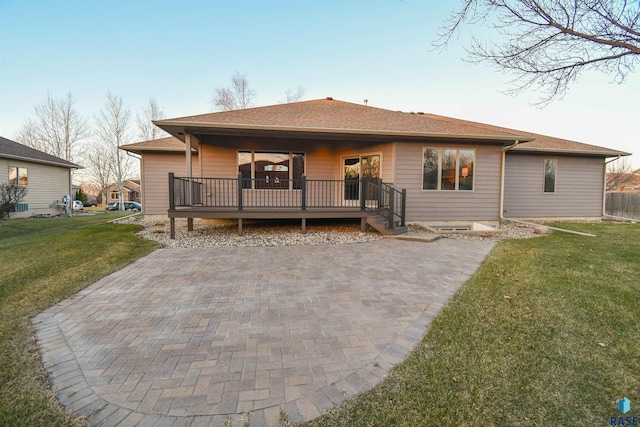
[365,217,407,236]
[392,232,443,243]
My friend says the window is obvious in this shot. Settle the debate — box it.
[109,191,119,200]
[238,151,305,189]
[544,159,556,193]
[9,167,28,185]
[422,148,474,191]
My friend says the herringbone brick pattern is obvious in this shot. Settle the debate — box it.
[33,239,494,426]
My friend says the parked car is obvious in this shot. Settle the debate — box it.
[85,197,98,207]
[106,201,142,212]
[72,200,84,211]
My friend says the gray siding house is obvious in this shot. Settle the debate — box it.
[120,98,629,235]
[1,136,79,218]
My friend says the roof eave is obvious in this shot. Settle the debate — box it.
[119,145,197,154]
[510,147,631,157]
[153,120,529,143]
[0,153,81,169]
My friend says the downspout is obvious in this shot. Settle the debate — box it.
[499,140,520,221]
[500,140,598,237]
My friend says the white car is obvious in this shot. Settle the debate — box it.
[72,200,84,211]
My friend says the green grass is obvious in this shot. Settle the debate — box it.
[1,219,638,426]
[305,222,640,426]
[0,213,158,426]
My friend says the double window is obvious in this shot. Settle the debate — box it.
[238,151,305,189]
[8,167,28,186]
[544,159,557,193]
[422,148,475,191]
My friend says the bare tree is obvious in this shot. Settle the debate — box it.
[436,0,640,105]
[606,157,637,191]
[95,92,134,211]
[85,142,113,206]
[284,86,306,103]
[212,71,257,111]
[136,98,168,141]
[15,92,89,162]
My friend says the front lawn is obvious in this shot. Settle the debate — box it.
[305,222,640,426]
[0,213,158,426]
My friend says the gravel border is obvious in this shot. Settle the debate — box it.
[129,218,383,248]
[116,217,547,248]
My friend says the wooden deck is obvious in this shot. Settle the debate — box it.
[168,207,381,237]
[167,175,407,238]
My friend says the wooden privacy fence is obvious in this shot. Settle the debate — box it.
[605,192,640,220]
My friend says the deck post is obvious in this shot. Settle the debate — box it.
[237,173,243,211]
[170,217,175,239]
[238,218,243,236]
[301,175,307,211]
[301,218,306,234]
[401,189,407,227]
[361,217,366,231]
[168,173,175,210]
[388,189,395,230]
[187,218,193,231]
[360,179,367,210]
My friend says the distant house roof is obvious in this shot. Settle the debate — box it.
[121,99,629,158]
[0,136,80,168]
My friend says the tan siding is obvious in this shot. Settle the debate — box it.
[1,159,70,218]
[200,145,236,178]
[394,143,502,221]
[0,159,7,185]
[142,153,199,215]
[504,154,604,218]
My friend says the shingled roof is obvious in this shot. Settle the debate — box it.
[119,136,190,154]
[120,136,196,154]
[154,98,530,142]
[418,113,630,157]
[125,98,628,158]
[0,136,80,168]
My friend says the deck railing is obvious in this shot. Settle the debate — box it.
[169,173,406,228]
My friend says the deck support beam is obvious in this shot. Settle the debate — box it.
[170,217,175,239]
[301,218,306,234]
[187,218,193,231]
[361,217,366,232]
[238,218,243,236]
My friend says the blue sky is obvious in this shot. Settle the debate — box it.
[1,0,638,168]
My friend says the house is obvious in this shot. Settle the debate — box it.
[607,170,640,192]
[104,180,141,205]
[120,98,630,236]
[1,136,80,218]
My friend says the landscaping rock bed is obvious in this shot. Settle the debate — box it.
[132,218,383,248]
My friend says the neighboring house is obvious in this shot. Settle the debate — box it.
[607,172,640,192]
[120,98,630,236]
[104,180,141,204]
[1,136,79,218]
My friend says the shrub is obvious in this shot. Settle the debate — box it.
[0,184,28,218]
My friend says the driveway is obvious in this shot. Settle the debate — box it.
[33,238,494,426]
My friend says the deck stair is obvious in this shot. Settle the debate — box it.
[366,215,407,235]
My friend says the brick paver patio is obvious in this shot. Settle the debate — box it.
[33,238,494,426]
